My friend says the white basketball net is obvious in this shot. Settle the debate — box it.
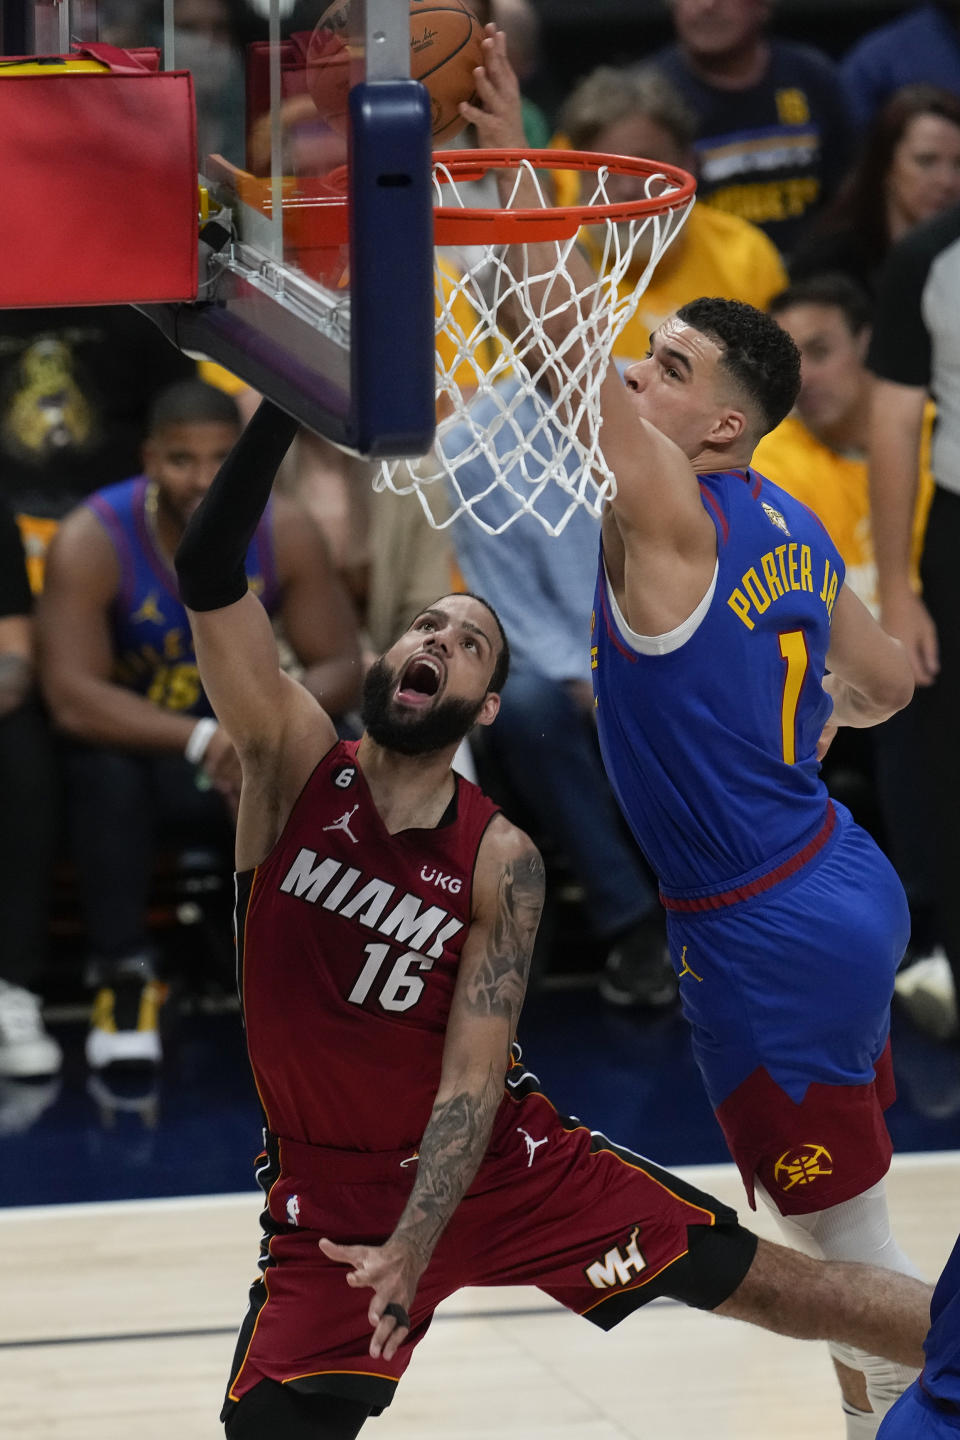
[375,156,694,535]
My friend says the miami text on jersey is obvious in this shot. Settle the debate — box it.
[280,848,464,960]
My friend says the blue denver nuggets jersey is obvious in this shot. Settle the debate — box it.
[922,1233,960,1410]
[592,466,843,896]
[87,476,279,717]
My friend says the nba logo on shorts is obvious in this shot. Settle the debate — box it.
[286,1193,301,1226]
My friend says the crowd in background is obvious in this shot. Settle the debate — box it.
[2,0,960,1116]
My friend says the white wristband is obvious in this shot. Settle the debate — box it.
[185,718,218,766]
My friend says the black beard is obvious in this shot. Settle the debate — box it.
[361,657,485,756]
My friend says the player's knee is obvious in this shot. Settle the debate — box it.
[763,1179,924,1280]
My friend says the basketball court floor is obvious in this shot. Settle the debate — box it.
[2,6,959,1435]
[2,1156,956,1439]
[3,989,959,1438]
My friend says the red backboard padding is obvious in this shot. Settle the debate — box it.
[0,53,198,307]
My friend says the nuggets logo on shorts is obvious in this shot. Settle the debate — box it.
[773,1142,834,1192]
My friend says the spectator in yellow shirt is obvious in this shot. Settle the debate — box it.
[553,65,788,363]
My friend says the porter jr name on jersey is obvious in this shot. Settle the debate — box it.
[726,541,840,632]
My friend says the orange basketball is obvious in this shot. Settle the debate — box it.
[307,0,484,145]
[409,1,485,143]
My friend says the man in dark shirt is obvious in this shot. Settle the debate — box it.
[868,201,960,1042]
[649,0,851,255]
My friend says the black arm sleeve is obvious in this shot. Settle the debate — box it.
[174,398,299,612]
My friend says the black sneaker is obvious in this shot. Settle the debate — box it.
[599,916,678,1010]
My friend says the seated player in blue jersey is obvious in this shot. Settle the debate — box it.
[174,392,932,1440]
[878,1230,960,1438]
[465,29,925,1440]
[38,380,362,1075]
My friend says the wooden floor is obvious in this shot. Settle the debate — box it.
[1,1154,955,1440]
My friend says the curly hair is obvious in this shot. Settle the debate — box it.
[674,297,801,437]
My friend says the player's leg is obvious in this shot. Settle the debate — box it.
[224,1378,371,1440]
[713,1232,928,1366]
[472,1091,930,1388]
[760,1179,926,1435]
[222,1140,445,1436]
[671,819,920,1435]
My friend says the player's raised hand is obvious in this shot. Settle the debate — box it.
[318,1236,421,1360]
[459,25,526,151]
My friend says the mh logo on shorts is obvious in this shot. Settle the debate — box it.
[773,1142,834,1192]
[584,1225,647,1289]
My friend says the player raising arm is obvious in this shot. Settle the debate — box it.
[464,30,920,1440]
[174,394,542,1346]
[175,400,934,1440]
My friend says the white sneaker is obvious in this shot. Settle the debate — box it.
[85,980,165,1069]
[0,981,63,1078]
[894,949,958,1041]
[0,1076,61,1135]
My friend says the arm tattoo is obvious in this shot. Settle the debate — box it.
[465,849,544,1023]
[393,1068,502,1264]
[391,849,544,1265]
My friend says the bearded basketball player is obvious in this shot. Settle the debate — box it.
[174,398,931,1440]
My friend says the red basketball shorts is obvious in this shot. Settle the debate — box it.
[222,1089,758,1417]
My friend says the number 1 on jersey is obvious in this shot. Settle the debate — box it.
[778,630,808,764]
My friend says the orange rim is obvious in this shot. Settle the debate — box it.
[311,148,696,246]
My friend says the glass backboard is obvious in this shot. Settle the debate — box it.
[13,0,437,457]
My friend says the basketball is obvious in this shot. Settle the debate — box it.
[307,0,484,145]
[408,0,485,143]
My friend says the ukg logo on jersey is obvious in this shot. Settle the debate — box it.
[420,866,462,894]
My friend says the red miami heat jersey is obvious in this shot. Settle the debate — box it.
[235,741,500,1152]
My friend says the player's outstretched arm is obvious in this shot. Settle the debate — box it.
[175,400,338,761]
[320,817,545,1360]
[823,583,914,730]
[176,401,340,865]
[715,1235,930,1367]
